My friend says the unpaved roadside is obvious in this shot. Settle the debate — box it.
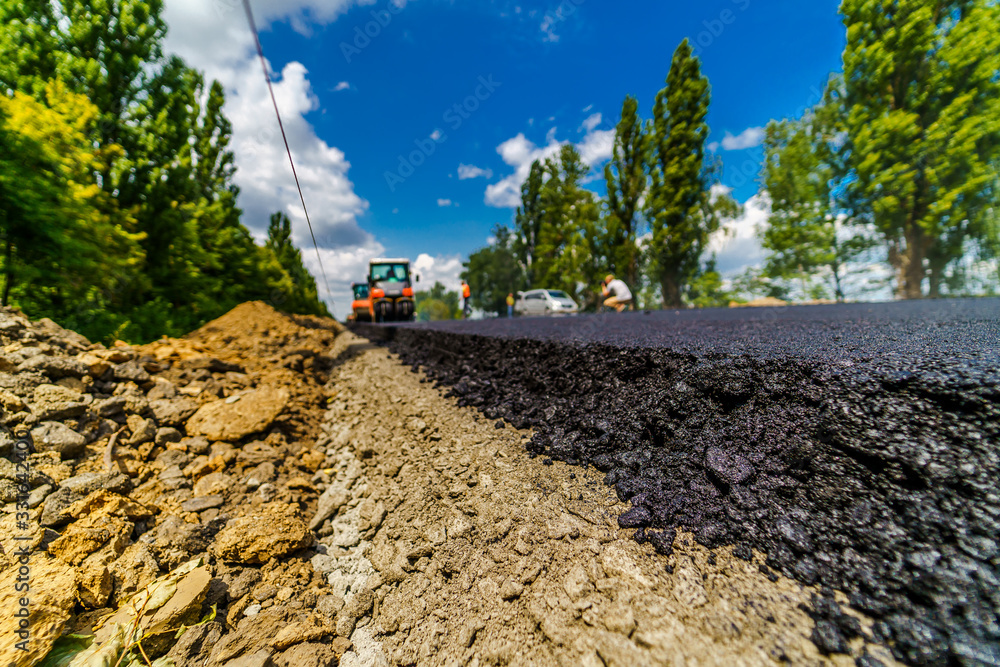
[326,329,899,667]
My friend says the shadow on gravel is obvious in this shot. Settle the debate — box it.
[355,303,1000,667]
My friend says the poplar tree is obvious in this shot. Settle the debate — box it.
[646,39,718,308]
[603,95,647,289]
[841,0,1000,298]
[514,160,545,284]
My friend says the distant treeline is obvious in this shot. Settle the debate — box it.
[465,0,1000,314]
[0,0,328,343]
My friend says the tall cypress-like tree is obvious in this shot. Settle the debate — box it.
[647,40,720,308]
[603,95,647,290]
[841,0,1000,298]
[514,160,545,284]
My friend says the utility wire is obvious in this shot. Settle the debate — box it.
[241,0,333,306]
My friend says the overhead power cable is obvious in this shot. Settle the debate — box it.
[241,0,333,306]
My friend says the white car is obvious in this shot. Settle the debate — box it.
[515,289,580,316]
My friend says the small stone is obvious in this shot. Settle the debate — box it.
[17,355,88,379]
[499,579,523,600]
[150,398,199,427]
[155,427,183,446]
[126,415,157,445]
[181,495,224,513]
[213,504,312,564]
[244,603,262,617]
[30,422,86,459]
[113,360,151,383]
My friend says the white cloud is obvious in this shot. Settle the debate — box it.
[485,124,615,208]
[720,126,766,151]
[162,0,383,319]
[437,198,453,207]
[333,81,350,91]
[707,191,770,274]
[707,141,720,152]
[581,112,602,132]
[413,253,464,290]
[457,164,494,180]
[430,129,444,141]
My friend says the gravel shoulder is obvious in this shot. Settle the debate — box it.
[328,330,898,666]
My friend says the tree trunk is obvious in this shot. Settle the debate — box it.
[901,224,926,299]
[660,273,682,309]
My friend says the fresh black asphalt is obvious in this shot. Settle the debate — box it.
[354,298,1000,666]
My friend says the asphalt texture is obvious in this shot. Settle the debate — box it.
[354,298,1000,666]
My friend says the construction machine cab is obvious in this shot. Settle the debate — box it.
[349,282,371,322]
[368,258,417,322]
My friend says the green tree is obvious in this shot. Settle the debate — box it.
[514,160,545,284]
[687,257,733,308]
[464,226,527,316]
[534,145,600,300]
[415,282,461,321]
[603,95,648,289]
[646,40,734,308]
[760,80,875,301]
[263,213,330,317]
[0,82,142,337]
[841,0,1000,298]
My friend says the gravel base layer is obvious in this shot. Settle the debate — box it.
[355,298,1000,666]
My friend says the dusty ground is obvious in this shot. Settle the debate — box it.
[0,305,899,666]
[322,330,898,667]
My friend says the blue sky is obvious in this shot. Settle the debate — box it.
[163,0,846,316]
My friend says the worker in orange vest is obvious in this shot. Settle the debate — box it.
[461,280,472,318]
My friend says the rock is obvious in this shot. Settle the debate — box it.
[76,352,112,378]
[140,516,219,569]
[0,554,76,667]
[186,386,290,441]
[39,473,131,527]
[617,506,652,528]
[213,504,312,564]
[33,318,91,350]
[0,388,26,412]
[245,461,277,489]
[160,465,191,490]
[194,472,232,497]
[94,395,127,417]
[30,383,89,420]
[28,483,53,508]
[112,359,151,383]
[126,414,157,445]
[30,421,86,459]
[109,543,161,606]
[0,456,53,488]
[48,510,131,566]
[705,446,754,486]
[17,354,89,379]
[274,642,340,667]
[309,486,351,530]
[146,379,178,401]
[183,436,211,455]
[149,397,199,427]
[222,648,275,667]
[776,518,815,554]
[166,620,224,664]
[76,553,113,608]
[182,495,224,513]
[155,426,183,446]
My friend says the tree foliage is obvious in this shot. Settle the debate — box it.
[463,226,527,316]
[603,95,647,289]
[840,0,1000,298]
[760,79,876,301]
[0,0,332,341]
[647,40,737,308]
[415,282,461,321]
